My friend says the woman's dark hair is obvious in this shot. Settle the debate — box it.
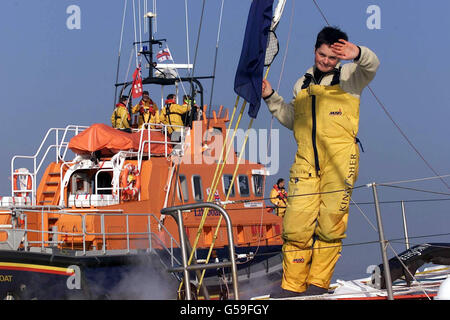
[276,178,284,186]
[315,26,348,50]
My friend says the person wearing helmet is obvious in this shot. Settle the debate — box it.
[131,90,160,129]
[111,95,131,132]
[270,178,287,217]
[262,26,380,298]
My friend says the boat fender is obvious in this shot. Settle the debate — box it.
[120,164,141,201]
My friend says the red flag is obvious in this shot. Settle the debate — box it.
[132,67,143,99]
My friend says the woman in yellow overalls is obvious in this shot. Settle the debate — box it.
[262,26,379,298]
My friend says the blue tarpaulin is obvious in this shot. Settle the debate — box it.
[234,0,274,119]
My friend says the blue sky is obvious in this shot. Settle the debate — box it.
[1,0,449,282]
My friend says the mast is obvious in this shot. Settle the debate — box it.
[140,12,165,79]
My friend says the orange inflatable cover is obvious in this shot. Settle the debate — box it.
[68,123,173,156]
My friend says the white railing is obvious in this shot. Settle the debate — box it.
[134,122,187,170]
[9,123,188,207]
[11,125,89,206]
[0,208,181,268]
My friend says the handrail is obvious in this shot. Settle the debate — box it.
[0,209,181,269]
[161,202,240,300]
[9,123,188,207]
[10,126,88,206]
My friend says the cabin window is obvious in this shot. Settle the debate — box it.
[177,175,189,202]
[222,174,235,198]
[238,175,250,197]
[252,174,264,197]
[192,175,204,201]
[95,171,112,195]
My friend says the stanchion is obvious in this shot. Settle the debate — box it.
[371,182,394,300]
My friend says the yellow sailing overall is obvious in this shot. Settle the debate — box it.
[281,79,361,292]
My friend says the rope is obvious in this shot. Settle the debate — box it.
[177,97,245,295]
[378,184,450,197]
[138,0,143,53]
[267,0,295,153]
[184,0,191,69]
[197,118,255,290]
[163,42,188,97]
[132,0,139,68]
[379,173,450,186]
[367,87,450,190]
[206,0,226,133]
[350,197,378,233]
[114,0,129,107]
[152,0,157,33]
[188,0,206,95]
[311,0,331,26]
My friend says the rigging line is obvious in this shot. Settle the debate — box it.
[224,196,450,210]
[349,198,450,206]
[124,47,135,85]
[310,0,450,191]
[184,100,247,269]
[389,241,450,251]
[206,0,225,133]
[378,173,450,186]
[378,184,450,197]
[177,98,244,294]
[267,0,295,152]
[163,42,188,97]
[311,0,330,26]
[276,0,294,93]
[189,0,206,95]
[350,197,378,233]
[143,0,147,34]
[138,0,142,52]
[247,232,450,259]
[386,242,432,300]
[153,0,157,34]
[114,0,129,107]
[132,0,139,68]
[184,0,191,69]
[197,118,256,291]
[231,183,367,204]
[367,87,450,191]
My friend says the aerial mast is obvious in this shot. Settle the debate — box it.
[141,12,166,79]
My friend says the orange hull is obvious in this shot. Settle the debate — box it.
[5,116,283,257]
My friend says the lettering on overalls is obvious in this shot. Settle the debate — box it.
[329,108,343,116]
[292,258,305,263]
[339,154,357,212]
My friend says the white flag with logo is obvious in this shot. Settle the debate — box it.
[156,48,173,62]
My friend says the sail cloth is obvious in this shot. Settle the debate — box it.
[68,123,172,156]
[234,0,274,119]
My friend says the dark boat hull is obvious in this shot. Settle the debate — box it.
[0,244,282,300]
